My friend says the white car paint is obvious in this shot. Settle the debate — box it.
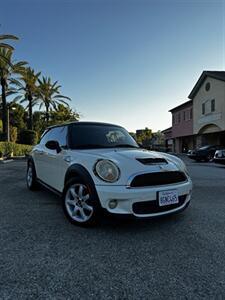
[31,144,192,217]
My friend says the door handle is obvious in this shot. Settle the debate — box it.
[34,149,44,155]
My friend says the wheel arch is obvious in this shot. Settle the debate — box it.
[64,164,96,188]
[63,164,101,208]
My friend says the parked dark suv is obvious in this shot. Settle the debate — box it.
[188,145,223,162]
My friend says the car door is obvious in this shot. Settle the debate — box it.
[35,126,69,191]
[33,129,53,181]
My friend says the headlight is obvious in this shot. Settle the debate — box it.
[177,160,189,176]
[94,160,120,182]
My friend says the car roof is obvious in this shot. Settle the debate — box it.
[47,121,123,130]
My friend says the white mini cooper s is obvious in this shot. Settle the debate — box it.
[27,122,192,226]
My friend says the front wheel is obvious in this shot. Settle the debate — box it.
[62,178,101,226]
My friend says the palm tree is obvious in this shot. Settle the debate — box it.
[10,67,41,130]
[0,48,27,140]
[38,77,71,124]
[0,34,18,62]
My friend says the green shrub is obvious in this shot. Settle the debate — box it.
[0,132,7,142]
[0,142,33,158]
[19,129,38,145]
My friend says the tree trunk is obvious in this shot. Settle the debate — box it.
[28,93,33,130]
[1,77,8,141]
[46,104,49,125]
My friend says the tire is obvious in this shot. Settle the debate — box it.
[62,177,101,227]
[26,160,38,190]
[205,154,212,162]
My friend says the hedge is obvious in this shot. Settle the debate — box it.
[19,130,38,145]
[0,142,33,158]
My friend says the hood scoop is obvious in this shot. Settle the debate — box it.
[136,158,168,165]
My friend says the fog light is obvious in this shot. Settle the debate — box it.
[108,199,118,209]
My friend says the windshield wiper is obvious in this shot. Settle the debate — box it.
[112,144,139,148]
[75,144,110,149]
[75,144,139,149]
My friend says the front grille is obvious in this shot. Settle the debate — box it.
[136,158,168,165]
[133,195,187,214]
[130,171,187,187]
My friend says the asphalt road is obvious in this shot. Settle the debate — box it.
[0,156,225,299]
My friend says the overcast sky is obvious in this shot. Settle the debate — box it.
[1,0,224,132]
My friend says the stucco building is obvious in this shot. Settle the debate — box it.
[169,100,194,153]
[164,70,225,153]
[161,127,173,152]
[188,71,225,148]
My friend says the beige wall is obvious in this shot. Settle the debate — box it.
[193,77,225,134]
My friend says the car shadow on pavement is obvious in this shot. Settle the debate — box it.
[22,182,190,234]
[96,210,187,233]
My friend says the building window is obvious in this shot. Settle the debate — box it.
[190,108,193,119]
[211,99,215,112]
[183,111,186,121]
[172,115,175,124]
[202,103,205,115]
[205,82,210,91]
[178,113,181,123]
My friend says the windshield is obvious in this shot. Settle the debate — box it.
[198,145,212,150]
[70,124,139,149]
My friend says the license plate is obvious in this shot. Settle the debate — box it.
[158,190,179,206]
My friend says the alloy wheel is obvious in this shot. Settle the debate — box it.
[65,183,93,223]
[27,166,33,187]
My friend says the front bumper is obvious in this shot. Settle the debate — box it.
[95,179,192,218]
[213,158,225,164]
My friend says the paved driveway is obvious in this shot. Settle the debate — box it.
[0,157,225,299]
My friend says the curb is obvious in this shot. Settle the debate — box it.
[0,156,27,164]
[0,159,14,164]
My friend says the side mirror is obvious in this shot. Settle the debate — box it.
[45,140,61,153]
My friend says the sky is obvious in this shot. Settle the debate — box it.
[0,0,224,132]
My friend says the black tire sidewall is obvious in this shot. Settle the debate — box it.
[27,160,38,190]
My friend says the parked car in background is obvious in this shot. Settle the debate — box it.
[187,149,194,157]
[188,145,223,162]
[26,121,192,226]
[213,149,225,165]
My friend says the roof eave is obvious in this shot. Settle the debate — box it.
[169,100,193,113]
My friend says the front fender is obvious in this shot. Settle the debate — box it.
[64,163,96,188]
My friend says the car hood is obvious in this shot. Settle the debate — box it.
[68,148,186,185]
[76,148,179,164]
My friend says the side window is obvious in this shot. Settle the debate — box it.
[40,126,68,147]
[40,129,53,145]
[53,126,68,147]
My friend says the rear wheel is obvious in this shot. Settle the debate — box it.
[26,161,38,190]
[205,154,213,162]
[62,178,101,226]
